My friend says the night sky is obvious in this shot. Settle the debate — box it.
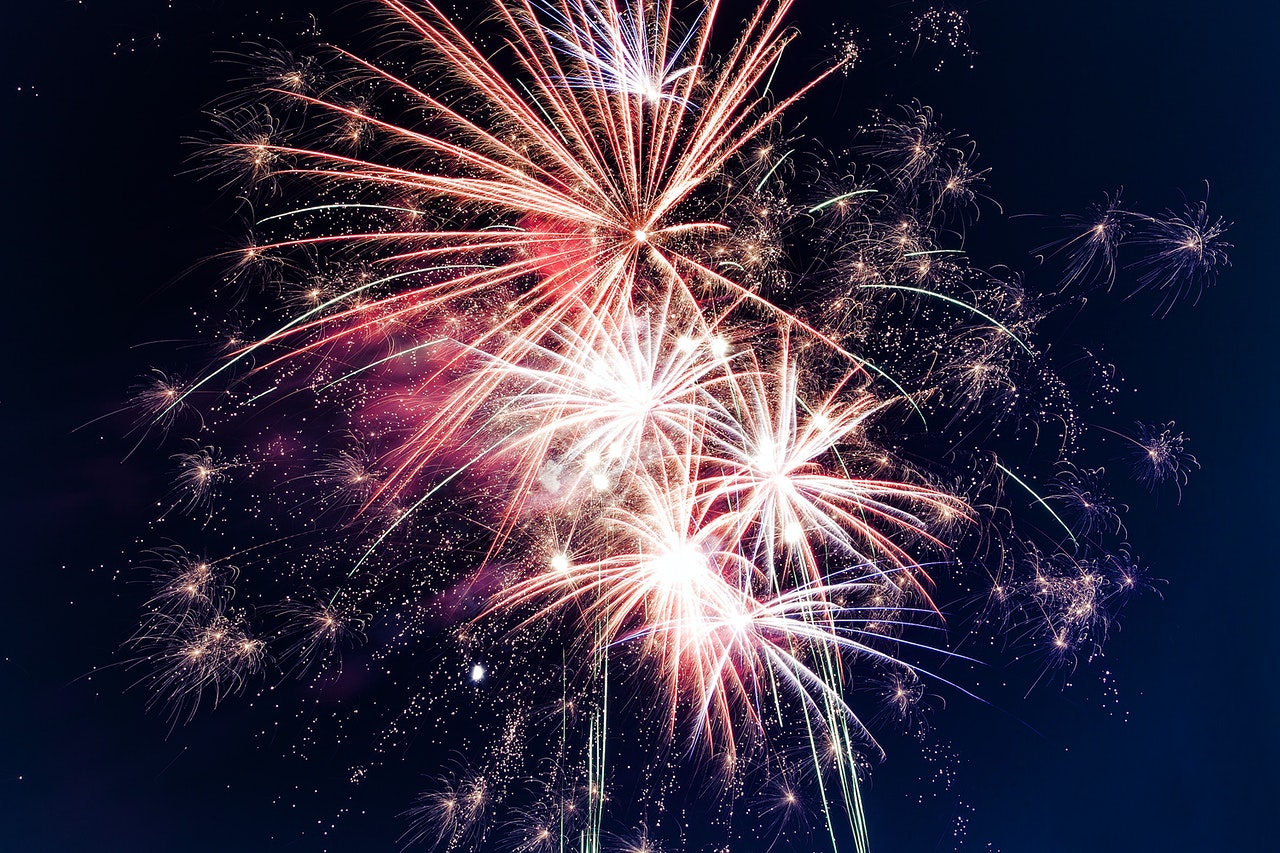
[4,1,1278,851]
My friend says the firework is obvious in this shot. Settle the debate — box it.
[1124,421,1200,501]
[1041,188,1231,315]
[122,1,1226,849]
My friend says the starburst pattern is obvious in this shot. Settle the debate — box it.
[120,1,1226,850]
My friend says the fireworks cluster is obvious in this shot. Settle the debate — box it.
[121,1,1227,850]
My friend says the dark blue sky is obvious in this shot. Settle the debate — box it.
[4,1,1277,851]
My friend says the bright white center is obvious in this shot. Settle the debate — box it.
[652,544,706,585]
[754,445,778,473]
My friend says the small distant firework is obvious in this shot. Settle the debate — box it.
[1126,421,1200,500]
[403,768,495,851]
[1130,200,1232,312]
[130,368,191,433]
[167,442,232,517]
[1048,463,1127,540]
[902,4,976,71]
[127,547,263,726]
[119,1,1225,850]
[1042,189,1232,315]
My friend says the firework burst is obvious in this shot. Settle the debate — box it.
[121,1,1226,849]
